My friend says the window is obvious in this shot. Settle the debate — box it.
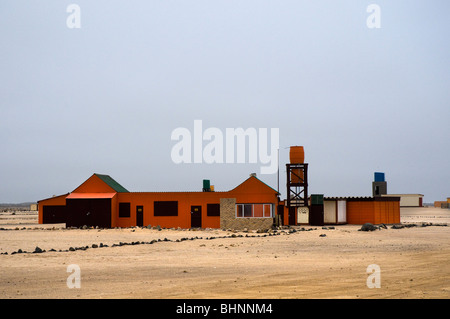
[207,204,220,217]
[375,186,380,195]
[154,201,178,216]
[236,204,273,218]
[119,202,130,218]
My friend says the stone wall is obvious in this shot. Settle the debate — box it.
[220,198,274,231]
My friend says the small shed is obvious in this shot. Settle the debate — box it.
[346,196,400,225]
[38,193,69,224]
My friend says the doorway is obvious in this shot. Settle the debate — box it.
[190,205,202,228]
[288,206,296,225]
[309,204,324,226]
[136,206,143,227]
[66,198,111,228]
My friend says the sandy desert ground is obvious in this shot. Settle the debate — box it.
[0,207,449,299]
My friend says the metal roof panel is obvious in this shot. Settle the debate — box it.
[66,193,116,199]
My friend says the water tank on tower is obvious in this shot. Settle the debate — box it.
[372,172,387,196]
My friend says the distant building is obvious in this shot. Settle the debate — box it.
[434,201,447,208]
[30,203,38,211]
[434,199,450,209]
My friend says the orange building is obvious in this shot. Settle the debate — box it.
[434,201,447,208]
[346,197,400,225]
[38,173,280,229]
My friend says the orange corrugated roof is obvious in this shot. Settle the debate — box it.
[37,193,70,202]
[66,193,116,199]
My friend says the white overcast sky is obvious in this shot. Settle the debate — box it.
[1,1,449,203]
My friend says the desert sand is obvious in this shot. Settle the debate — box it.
[0,207,449,299]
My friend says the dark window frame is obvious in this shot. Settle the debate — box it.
[154,201,178,216]
[206,203,220,217]
[119,202,131,218]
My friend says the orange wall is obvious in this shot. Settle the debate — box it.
[72,175,116,193]
[114,192,223,229]
[283,205,289,226]
[347,201,374,225]
[110,194,118,227]
[347,200,400,225]
[374,201,399,224]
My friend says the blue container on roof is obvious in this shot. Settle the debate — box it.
[374,172,385,182]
